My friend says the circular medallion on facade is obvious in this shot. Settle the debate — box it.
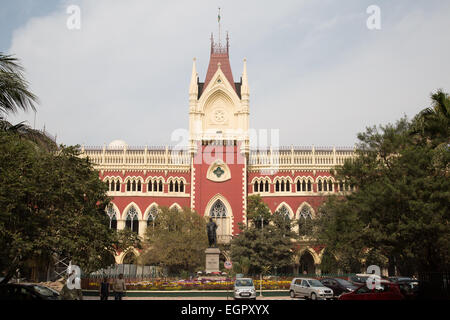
[214,109,226,123]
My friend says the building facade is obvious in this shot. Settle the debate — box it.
[81,35,355,274]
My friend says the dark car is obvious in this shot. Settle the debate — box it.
[339,281,404,300]
[320,278,358,298]
[0,283,61,300]
[396,280,420,300]
[388,276,415,283]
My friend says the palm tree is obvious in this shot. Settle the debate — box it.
[412,89,450,146]
[0,53,57,151]
[0,53,38,115]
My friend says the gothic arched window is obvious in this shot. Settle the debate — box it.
[127,180,131,192]
[106,204,117,230]
[298,205,313,236]
[278,205,290,220]
[180,181,184,193]
[318,180,322,192]
[116,180,120,192]
[159,181,163,192]
[125,206,139,234]
[254,182,259,193]
[265,181,269,192]
[147,206,158,228]
[210,200,227,218]
[169,181,174,192]
[307,180,312,192]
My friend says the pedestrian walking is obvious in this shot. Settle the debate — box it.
[99,277,110,301]
[112,274,126,300]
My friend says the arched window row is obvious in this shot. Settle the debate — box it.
[104,177,122,192]
[274,177,292,192]
[147,178,164,193]
[167,177,186,193]
[316,177,334,192]
[252,177,271,193]
[296,178,313,192]
[126,177,144,192]
[251,176,353,194]
[337,181,356,192]
[104,176,190,194]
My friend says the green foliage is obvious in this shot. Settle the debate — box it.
[246,195,272,228]
[231,196,296,274]
[0,53,37,115]
[0,133,135,282]
[314,91,450,274]
[140,206,208,275]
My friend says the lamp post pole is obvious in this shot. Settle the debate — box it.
[260,216,264,298]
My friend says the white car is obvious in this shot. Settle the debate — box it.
[289,278,334,300]
[233,278,256,300]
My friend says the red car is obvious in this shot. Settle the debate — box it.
[339,281,404,300]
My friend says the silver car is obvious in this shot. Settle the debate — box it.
[289,278,334,300]
[233,278,257,300]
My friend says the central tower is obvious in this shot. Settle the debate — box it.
[189,26,250,241]
[188,33,250,155]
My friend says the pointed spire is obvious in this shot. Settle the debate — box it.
[241,58,249,96]
[189,58,198,96]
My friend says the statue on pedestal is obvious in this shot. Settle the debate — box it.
[206,218,218,247]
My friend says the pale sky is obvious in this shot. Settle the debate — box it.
[3,0,450,147]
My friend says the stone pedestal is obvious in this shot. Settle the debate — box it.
[205,247,220,273]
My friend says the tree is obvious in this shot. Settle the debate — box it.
[0,53,37,115]
[314,92,450,275]
[230,196,296,274]
[0,118,57,151]
[246,194,271,228]
[140,206,208,275]
[0,133,137,283]
[0,53,56,151]
[412,89,450,147]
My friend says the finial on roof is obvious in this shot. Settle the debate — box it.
[242,58,249,96]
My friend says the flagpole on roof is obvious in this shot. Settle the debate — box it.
[218,7,221,46]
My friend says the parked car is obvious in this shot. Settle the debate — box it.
[395,279,420,300]
[289,278,334,300]
[339,281,404,300]
[233,278,256,300]
[0,283,61,300]
[348,273,381,286]
[320,278,358,298]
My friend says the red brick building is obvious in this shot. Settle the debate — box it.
[81,34,355,274]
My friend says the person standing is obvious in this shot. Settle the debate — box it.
[112,274,126,300]
[99,277,110,301]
